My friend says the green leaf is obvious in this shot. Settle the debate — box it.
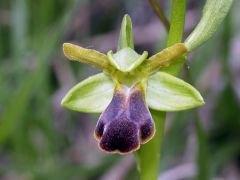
[185,0,234,51]
[146,72,204,111]
[63,43,112,72]
[61,73,114,113]
[118,14,134,50]
[107,48,148,72]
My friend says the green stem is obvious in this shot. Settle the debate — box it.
[135,111,166,180]
[149,0,170,31]
[167,0,186,47]
[135,1,186,179]
[162,0,186,76]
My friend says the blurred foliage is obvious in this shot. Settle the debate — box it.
[0,0,239,179]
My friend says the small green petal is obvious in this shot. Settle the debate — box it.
[107,48,148,72]
[118,14,134,50]
[63,43,112,71]
[140,43,187,74]
[61,73,114,113]
[146,72,204,111]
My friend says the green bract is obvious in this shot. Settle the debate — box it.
[185,0,234,50]
[61,14,205,154]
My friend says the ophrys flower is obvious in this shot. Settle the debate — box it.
[61,15,204,154]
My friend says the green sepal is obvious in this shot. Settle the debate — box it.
[184,0,234,51]
[107,48,148,72]
[118,14,134,50]
[146,72,204,111]
[61,73,114,113]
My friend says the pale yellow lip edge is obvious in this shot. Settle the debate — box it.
[93,126,156,155]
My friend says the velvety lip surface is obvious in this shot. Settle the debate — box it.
[94,84,155,154]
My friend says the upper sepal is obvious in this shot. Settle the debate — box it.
[61,73,114,113]
[118,14,134,50]
[146,72,204,111]
[107,48,148,72]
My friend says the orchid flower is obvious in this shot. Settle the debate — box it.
[61,15,204,154]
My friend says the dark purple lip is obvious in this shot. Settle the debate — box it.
[94,84,155,154]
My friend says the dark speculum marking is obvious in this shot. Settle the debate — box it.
[94,84,155,154]
[99,114,139,153]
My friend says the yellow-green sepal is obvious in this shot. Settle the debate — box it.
[118,14,134,50]
[61,73,114,113]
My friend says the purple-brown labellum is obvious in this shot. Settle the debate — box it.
[94,83,155,154]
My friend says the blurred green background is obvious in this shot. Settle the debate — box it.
[0,0,240,179]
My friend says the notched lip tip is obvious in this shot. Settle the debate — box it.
[97,136,141,155]
[98,143,141,155]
